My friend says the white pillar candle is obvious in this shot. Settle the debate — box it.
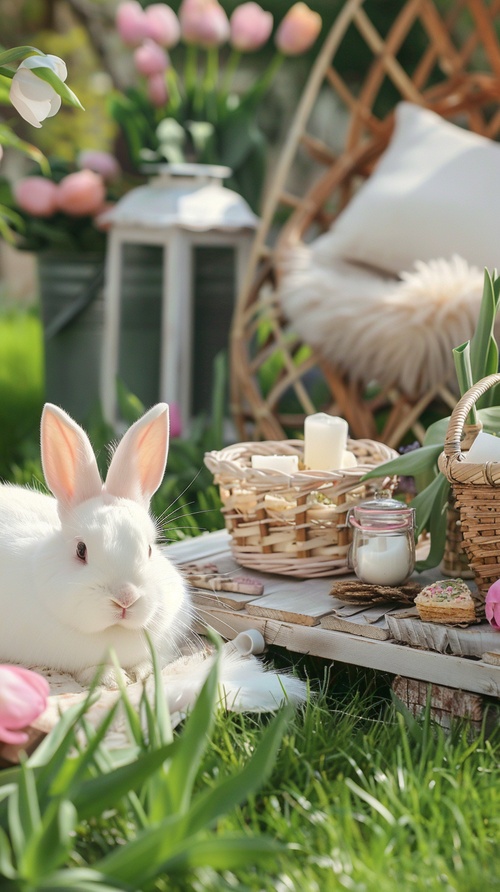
[341,449,358,469]
[250,454,299,473]
[355,536,411,585]
[464,430,500,463]
[304,413,349,470]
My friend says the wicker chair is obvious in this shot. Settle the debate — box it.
[230,0,500,447]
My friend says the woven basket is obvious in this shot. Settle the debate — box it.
[204,438,398,578]
[442,498,474,579]
[438,374,500,598]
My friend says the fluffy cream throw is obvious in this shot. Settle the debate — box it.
[278,246,485,397]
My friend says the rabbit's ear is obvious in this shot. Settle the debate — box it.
[41,404,103,509]
[105,403,169,507]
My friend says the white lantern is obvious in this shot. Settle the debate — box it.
[99,163,258,427]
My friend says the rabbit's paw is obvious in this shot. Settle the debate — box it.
[127,659,153,683]
[75,664,130,690]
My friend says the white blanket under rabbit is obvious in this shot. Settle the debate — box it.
[3,634,304,758]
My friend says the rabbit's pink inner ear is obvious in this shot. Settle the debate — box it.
[105,403,170,506]
[41,404,103,508]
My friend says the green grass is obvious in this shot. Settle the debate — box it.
[0,305,44,477]
[175,672,500,892]
[0,306,499,890]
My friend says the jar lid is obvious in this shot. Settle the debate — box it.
[351,497,415,529]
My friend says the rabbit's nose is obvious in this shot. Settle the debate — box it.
[112,586,140,609]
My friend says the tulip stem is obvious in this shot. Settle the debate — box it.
[204,46,219,93]
[184,44,198,99]
[252,52,285,102]
[220,49,241,99]
[166,68,181,111]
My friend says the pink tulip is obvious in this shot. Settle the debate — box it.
[486,579,500,630]
[0,146,3,163]
[147,72,169,107]
[275,2,322,55]
[230,3,273,52]
[179,0,230,48]
[57,170,106,216]
[169,402,182,438]
[134,40,170,76]
[14,177,59,217]
[77,150,121,182]
[116,0,149,47]
[0,665,49,745]
[144,4,181,48]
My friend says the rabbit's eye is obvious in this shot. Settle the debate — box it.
[148,545,152,558]
[76,541,87,563]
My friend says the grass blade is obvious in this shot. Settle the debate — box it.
[163,647,220,814]
[185,706,292,835]
[72,740,178,821]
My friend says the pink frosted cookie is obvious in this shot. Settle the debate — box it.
[415,578,476,624]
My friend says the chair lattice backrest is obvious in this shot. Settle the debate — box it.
[230,0,500,447]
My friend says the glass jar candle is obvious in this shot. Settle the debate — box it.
[348,497,416,586]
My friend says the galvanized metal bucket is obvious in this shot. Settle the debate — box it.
[38,247,163,422]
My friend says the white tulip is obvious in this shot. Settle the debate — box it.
[9,54,68,128]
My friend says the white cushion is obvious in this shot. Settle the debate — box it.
[327,102,500,274]
[278,251,484,397]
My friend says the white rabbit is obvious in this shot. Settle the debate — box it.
[0,403,306,708]
[0,402,191,688]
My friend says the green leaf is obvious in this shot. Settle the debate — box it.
[159,835,284,875]
[361,445,443,481]
[50,701,120,798]
[407,473,451,574]
[470,268,499,385]
[185,706,292,836]
[0,783,17,803]
[410,472,450,541]
[72,739,178,821]
[0,46,43,66]
[453,342,477,424]
[116,380,145,426]
[414,472,450,571]
[36,867,130,891]
[7,786,25,865]
[148,632,173,747]
[0,825,15,879]
[0,124,49,173]
[17,761,41,845]
[31,67,84,110]
[96,811,186,884]
[164,645,220,814]
[19,799,77,881]
[476,407,500,434]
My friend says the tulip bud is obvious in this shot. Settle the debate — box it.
[275,2,322,56]
[134,39,170,77]
[169,402,183,438]
[116,0,149,46]
[486,579,500,630]
[10,54,67,128]
[77,150,121,182]
[0,665,49,745]
[179,0,230,48]
[230,2,273,52]
[14,177,59,217]
[57,170,106,216]
[144,3,181,48]
[147,72,169,107]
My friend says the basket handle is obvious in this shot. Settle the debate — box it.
[443,373,500,458]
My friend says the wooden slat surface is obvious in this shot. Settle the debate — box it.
[167,530,500,699]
